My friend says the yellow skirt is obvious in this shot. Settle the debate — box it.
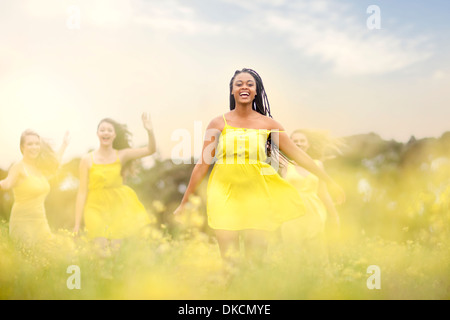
[207,162,306,231]
[84,185,151,239]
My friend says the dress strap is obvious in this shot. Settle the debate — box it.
[270,129,286,133]
[222,114,228,126]
[22,162,30,177]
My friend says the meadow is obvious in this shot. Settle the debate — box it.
[0,132,449,300]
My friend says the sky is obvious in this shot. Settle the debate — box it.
[1,0,449,169]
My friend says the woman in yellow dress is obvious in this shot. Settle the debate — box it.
[280,129,341,262]
[74,113,155,255]
[173,68,345,264]
[0,130,69,247]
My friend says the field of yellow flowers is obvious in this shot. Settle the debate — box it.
[1,134,449,300]
[1,193,449,300]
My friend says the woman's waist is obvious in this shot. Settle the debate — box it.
[210,162,278,181]
[12,196,47,207]
[10,205,47,220]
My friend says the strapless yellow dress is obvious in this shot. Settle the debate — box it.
[84,152,151,239]
[281,162,327,241]
[206,115,306,231]
[9,173,53,245]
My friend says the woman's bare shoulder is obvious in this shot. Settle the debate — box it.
[79,153,93,168]
[9,161,26,175]
[262,116,286,131]
[208,114,227,130]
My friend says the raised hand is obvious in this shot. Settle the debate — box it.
[62,131,71,147]
[57,131,71,163]
[142,112,153,132]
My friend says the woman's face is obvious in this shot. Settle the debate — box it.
[21,134,41,160]
[291,132,310,153]
[231,72,257,105]
[97,121,116,147]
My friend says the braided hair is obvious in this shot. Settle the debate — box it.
[229,68,277,159]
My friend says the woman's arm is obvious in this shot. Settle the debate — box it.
[273,126,345,204]
[174,162,211,214]
[315,161,341,228]
[73,156,90,234]
[56,131,71,164]
[120,113,156,164]
[173,118,221,215]
[0,163,23,191]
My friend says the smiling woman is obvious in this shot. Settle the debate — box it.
[74,113,156,258]
[0,129,69,246]
[173,68,345,267]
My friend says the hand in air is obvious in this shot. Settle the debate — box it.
[62,131,71,147]
[142,112,153,132]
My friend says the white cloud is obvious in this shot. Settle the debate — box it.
[133,1,223,35]
[15,0,434,75]
[432,70,447,80]
[19,0,214,32]
[219,0,433,76]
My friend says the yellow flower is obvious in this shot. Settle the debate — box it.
[152,200,166,213]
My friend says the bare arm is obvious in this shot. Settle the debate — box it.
[0,163,23,191]
[319,180,340,221]
[173,118,221,214]
[56,131,71,164]
[176,162,211,210]
[273,127,345,204]
[74,156,90,234]
[120,113,156,164]
[316,161,340,226]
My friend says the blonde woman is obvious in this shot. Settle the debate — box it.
[0,130,69,246]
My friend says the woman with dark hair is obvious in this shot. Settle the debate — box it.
[174,68,345,265]
[0,130,69,246]
[74,113,155,255]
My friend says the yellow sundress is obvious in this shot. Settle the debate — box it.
[84,152,151,239]
[9,168,53,245]
[281,162,327,241]
[206,115,306,231]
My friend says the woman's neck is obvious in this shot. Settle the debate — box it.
[21,157,40,176]
[22,157,37,167]
[233,103,257,118]
[97,145,115,156]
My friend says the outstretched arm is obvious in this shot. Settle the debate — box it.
[120,113,156,164]
[173,119,221,215]
[0,163,22,191]
[274,129,345,205]
[316,161,341,229]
